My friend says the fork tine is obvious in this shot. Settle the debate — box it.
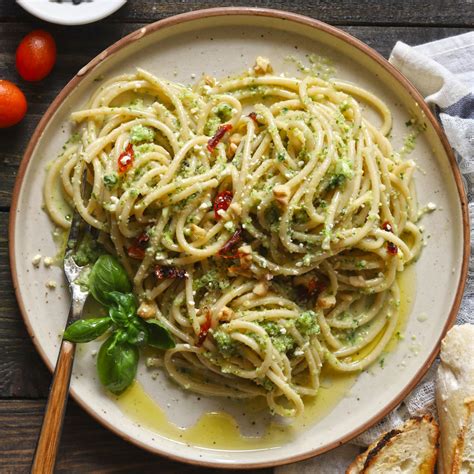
[65,167,91,257]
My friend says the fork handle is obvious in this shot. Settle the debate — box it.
[31,340,76,474]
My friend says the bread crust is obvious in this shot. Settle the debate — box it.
[346,414,439,473]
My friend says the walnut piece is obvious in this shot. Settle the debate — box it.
[238,244,252,268]
[316,294,336,309]
[254,56,273,75]
[229,133,242,145]
[227,142,238,158]
[218,306,235,322]
[228,265,252,278]
[273,184,291,206]
[253,281,269,296]
[190,224,207,239]
[228,202,242,217]
[137,300,158,319]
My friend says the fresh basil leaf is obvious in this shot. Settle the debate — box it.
[108,306,129,326]
[146,319,175,349]
[63,317,112,343]
[88,255,131,306]
[107,291,137,320]
[125,318,148,346]
[97,332,138,394]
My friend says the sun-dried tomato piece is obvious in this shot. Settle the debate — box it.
[381,222,398,255]
[213,191,233,220]
[136,232,149,248]
[248,112,258,124]
[154,266,188,280]
[127,246,145,260]
[308,278,328,297]
[126,232,150,260]
[296,277,327,301]
[118,143,134,174]
[197,309,212,346]
[207,124,232,152]
[387,241,398,255]
[218,227,243,259]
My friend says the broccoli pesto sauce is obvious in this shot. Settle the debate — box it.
[114,268,415,450]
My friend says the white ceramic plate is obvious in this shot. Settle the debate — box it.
[16,0,126,26]
[10,8,469,469]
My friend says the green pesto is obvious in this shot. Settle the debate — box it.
[327,157,353,190]
[204,116,221,136]
[213,330,237,357]
[214,103,233,121]
[76,266,92,291]
[339,101,350,113]
[130,125,155,144]
[103,173,118,189]
[162,229,174,246]
[258,377,274,391]
[295,310,320,336]
[260,321,295,353]
[73,233,102,266]
[134,143,155,156]
[192,269,230,292]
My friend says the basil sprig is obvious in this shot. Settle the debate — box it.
[64,254,175,394]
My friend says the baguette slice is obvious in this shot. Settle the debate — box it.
[346,414,439,473]
[436,324,474,473]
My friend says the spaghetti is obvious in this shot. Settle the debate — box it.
[45,58,424,417]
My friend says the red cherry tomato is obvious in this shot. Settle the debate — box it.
[16,30,56,82]
[0,80,27,128]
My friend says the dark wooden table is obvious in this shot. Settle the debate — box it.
[0,1,472,472]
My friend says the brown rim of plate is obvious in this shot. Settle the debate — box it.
[8,6,470,470]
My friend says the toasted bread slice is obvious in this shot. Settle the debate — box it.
[436,325,474,473]
[346,414,439,473]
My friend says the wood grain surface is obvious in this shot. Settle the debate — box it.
[31,341,76,474]
[0,1,472,472]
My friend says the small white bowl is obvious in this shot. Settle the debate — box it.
[16,0,127,26]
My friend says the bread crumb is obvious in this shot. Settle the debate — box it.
[32,254,42,268]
